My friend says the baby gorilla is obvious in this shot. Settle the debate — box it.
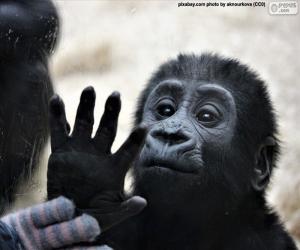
[47,54,297,250]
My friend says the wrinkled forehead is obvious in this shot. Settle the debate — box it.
[149,79,235,103]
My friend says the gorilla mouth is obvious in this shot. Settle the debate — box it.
[145,158,198,174]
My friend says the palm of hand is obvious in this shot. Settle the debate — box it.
[47,87,147,230]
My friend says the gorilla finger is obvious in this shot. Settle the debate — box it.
[114,126,147,172]
[49,95,69,151]
[66,122,71,134]
[94,91,121,153]
[98,196,147,231]
[72,86,96,138]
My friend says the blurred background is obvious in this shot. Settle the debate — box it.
[12,0,300,244]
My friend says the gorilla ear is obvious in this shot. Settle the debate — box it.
[251,136,276,192]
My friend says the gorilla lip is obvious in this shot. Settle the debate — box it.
[145,158,198,174]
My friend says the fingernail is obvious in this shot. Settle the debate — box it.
[111,91,121,98]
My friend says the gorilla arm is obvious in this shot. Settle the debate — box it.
[47,86,147,231]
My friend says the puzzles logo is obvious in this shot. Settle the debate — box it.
[269,0,298,15]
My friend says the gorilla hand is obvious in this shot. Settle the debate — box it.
[47,86,147,231]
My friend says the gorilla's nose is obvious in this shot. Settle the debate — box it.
[150,130,190,146]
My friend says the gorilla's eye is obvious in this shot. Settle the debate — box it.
[197,111,216,122]
[155,99,176,118]
[196,105,221,127]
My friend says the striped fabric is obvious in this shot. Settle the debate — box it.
[0,221,23,249]
[0,197,110,250]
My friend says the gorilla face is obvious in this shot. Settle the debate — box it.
[133,79,240,206]
[138,80,236,174]
[132,55,278,221]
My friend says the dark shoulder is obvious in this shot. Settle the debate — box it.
[226,213,298,250]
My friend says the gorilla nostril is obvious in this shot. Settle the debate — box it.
[151,130,189,145]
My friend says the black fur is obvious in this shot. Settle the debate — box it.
[0,0,59,213]
[100,54,297,250]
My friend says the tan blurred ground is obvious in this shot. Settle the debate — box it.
[12,0,300,243]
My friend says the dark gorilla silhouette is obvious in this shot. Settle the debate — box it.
[0,0,59,213]
[47,54,298,250]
